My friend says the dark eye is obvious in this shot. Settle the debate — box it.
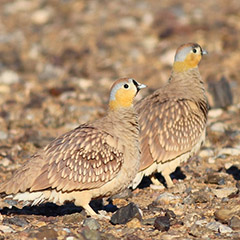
[124,84,129,89]
[193,48,197,53]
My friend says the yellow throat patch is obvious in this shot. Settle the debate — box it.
[173,52,201,73]
[109,88,135,111]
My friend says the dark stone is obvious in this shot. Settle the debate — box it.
[165,209,176,221]
[3,217,29,227]
[205,172,225,185]
[147,203,164,212]
[110,202,142,225]
[154,216,170,231]
[192,191,210,203]
[229,216,240,230]
[83,218,100,230]
[208,76,233,108]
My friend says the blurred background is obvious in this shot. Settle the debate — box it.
[0,0,239,172]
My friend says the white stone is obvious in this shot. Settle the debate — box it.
[210,122,226,133]
[206,221,232,233]
[31,8,53,25]
[0,70,20,84]
[155,192,180,205]
[211,187,238,198]
[119,17,137,30]
[224,162,233,170]
[208,108,223,118]
[0,131,8,140]
[0,225,15,233]
[0,158,11,167]
[218,148,240,156]
[199,149,214,158]
[66,237,75,240]
[219,224,233,233]
[208,157,216,164]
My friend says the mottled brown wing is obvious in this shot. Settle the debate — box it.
[137,96,207,171]
[31,125,124,192]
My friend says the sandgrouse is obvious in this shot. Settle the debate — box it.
[132,43,209,189]
[0,78,146,216]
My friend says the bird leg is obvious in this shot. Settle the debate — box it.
[161,169,174,188]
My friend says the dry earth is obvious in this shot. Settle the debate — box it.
[0,0,240,239]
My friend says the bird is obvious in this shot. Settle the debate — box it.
[131,43,209,189]
[0,77,146,216]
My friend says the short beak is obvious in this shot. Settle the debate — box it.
[202,49,208,55]
[137,83,147,90]
[132,79,147,92]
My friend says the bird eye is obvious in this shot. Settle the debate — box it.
[192,48,197,53]
[124,84,129,89]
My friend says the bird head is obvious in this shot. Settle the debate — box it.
[109,78,146,111]
[173,43,207,73]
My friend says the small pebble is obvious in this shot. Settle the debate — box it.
[210,122,226,133]
[189,223,211,238]
[206,221,224,232]
[0,225,15,233]
[215,206,240,223]
[154,216,170,232]
[191,190,211,203]
[199,148,214,158]
[0,70,20,84]
[155,192,180,205]
[110,188,133,200]
[0,158,11,167]
[229,216,240,230]
[219,224,233,233]
[0,131,8,140]
[110,202,142,225]
[205,172,226,185]
[62,213,85,224]
[31,8,54,25]
[172,182,186,194]
[211,187,238,198]
[218,148,240,156]
[3,217,28,227]
[66,237,75,240]
[208,108,223,118]
[83,218,100,230]
[82,229,101,240]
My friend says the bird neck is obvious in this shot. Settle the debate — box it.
[168,68,207,104]
[106,107,139,138]
[173,61,198,73]
[109,100,133,111]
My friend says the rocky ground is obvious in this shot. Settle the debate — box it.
[0,0,240,239]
